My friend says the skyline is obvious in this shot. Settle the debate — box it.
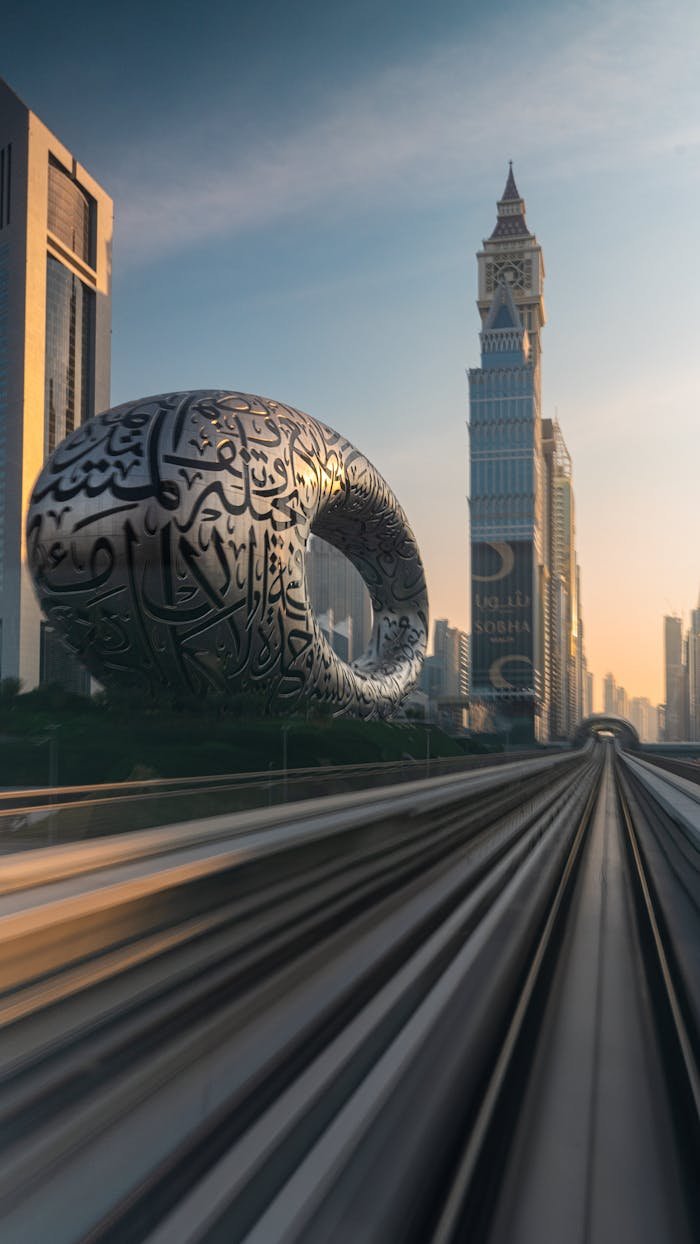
[4,0,700,707]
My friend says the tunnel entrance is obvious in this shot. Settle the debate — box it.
[572,714,640,749]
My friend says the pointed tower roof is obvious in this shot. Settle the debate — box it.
[501,161,520,201]
[483,278,522,331]
[480,280,529,366]
[490,162,531,240]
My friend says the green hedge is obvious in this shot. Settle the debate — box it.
[0,687,470,786]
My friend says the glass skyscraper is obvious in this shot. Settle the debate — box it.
[469,167,588,742]
[44,255,94,456]
[469,168,547,741]
[0,79,112,691]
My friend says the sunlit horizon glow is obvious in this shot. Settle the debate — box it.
[3,0,699,710]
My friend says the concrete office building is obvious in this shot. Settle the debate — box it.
[0,79,112,690]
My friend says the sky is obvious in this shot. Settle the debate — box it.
[4,0,699,708]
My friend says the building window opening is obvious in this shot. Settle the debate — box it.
[305,535,372,664]
[44,255,95,458]
[47,158,95,267]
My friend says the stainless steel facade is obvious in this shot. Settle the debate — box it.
[27,390,428,717]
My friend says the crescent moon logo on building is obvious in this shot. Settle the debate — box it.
[489,654,533,690]
[473,541,515,583]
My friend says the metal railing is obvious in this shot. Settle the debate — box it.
[0,748,555,851]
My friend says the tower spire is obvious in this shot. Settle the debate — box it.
[476,167,545,370]
[490,162,530,239]
[502,160,520,201]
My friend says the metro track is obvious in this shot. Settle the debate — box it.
[433,746,700,1244]
[638,752,700,787]
[0,742,697,1242]
[0,757,583,1138]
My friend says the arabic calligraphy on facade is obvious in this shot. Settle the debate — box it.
[27,391,429,717]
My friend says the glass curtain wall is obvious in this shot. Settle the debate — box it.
[44,256,94,458]
[47,160,94,265]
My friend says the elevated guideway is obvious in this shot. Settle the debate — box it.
[0,748,558,853]
[0,741,698,1242]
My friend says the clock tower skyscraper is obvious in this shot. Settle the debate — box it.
[476,163,546,374]
[468,166,549,741]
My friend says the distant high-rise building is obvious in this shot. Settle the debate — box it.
[615,685,628,720]
[469,166,547,741]
[468,167,587,743]
[629,696,643,738]
[0,79,112,691]
[603,672,616,715]
[458,631,470,701]
[305,535,372,662]
[689,593,700,742]
[583,669,594,718]
[421,618,469,728]
[630,696,656,743]
[420,620,461,697]
[664,614,688,740]
[541,419,582,737]
[432,619,462,699]
[576,565,585,723]
[645,702,658,743]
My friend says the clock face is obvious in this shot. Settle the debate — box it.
[486,255,533,294]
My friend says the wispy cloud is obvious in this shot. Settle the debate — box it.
[112,1,700,263]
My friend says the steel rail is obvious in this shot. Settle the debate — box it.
[0,754,598,1242]
[85,765,600,1243]
[428,747,602,1244]
[426,745,700,1244]
[0,747,559,814]
[5,744,696,1243]
[0,761,579,1136]
[0,747,587,898]
[0,759,589,1097]
[615,762,700,1186]
[615,757,700,1086]
[638,753,700,787]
